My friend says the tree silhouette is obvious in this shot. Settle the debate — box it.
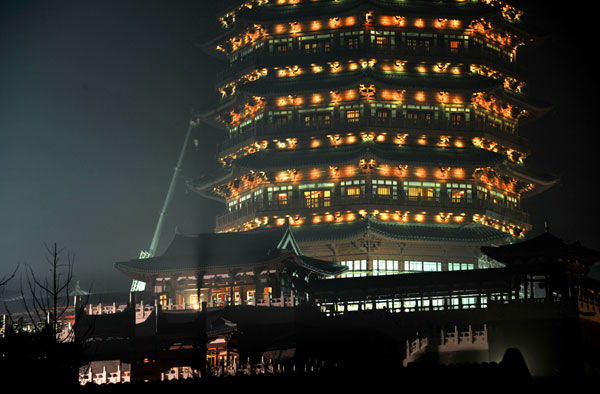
[0,243,91,387]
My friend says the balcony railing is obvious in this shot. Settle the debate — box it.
[219,115,526,153]
[216,194,530,229]
[218,43,521,82]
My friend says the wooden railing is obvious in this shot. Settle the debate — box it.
[219,115,526,153]
[216,194,530,229]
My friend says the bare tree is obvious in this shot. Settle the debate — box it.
[0,243,92,386]
[21,243,75,340]
[0,266,18,288]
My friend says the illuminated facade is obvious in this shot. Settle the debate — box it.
[193,0,557,277]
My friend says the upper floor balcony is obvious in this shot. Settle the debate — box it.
[215,194,530,231]
[219,111,526,155]
[218,38,522,83]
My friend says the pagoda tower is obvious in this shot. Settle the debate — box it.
[193,0,556,278]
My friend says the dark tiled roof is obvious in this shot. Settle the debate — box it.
[115,229,288,275]
[291,217,509,244]
[234,143,503,170]
[502,160,558,186]
[238,69,498,95]
[115,228,346,278]
[235,0,487,23]
[481,232,600,268]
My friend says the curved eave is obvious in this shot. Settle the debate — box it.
[114,254,287,283]
[237,70,500,96]
[500,161,559,198]
[187,167,234,202]
[233,144,504,170]
[499,89,552,123]
[291,218,510,244]
[297,255,347,276]
[236,0,489,24]
[197,20,253,59]
[196,95,242,131]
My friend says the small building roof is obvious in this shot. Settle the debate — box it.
[114,227,346,281]
[481,231,600,274]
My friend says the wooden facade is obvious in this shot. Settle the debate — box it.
[191,0,558,276]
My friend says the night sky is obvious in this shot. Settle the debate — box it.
[1,1,598,293]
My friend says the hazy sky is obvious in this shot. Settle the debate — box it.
[1,1,598,293]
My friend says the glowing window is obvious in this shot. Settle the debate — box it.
[303,190,331,208]
[406,261,422,271]
[346,109,360,122]
[276,192,288,205]
[347,36,359,49]
[449,40,461,54]
[375,35,389,48]
[405,181,440,201]
[423,262,441,272]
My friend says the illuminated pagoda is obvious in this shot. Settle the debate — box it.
[192,0,557,278]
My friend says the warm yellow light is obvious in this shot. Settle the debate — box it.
[379,164,391,176]
[415,91,426,102]
[276,218,286,226]
[376,134,386,142]
[415,19,425,28]
[347,135,357,144]
[345,16,356,26]
[454,140,464,148]
[328,134,342,145]
[344,89,356,100]
[313,216,322,224]
[394,16,405,27]
[329,166,340,178]
[274,24,286,34]
[344,165,356,177]
[415,213,425,222]
[449,19,461,29]
[437,92,449,104]
[310,168,321,180]
[417,65,427,73]
[311,20,321,30]
[311,94,322,104]
[395,164,408,177]
[381,90,394,101]
[415,167,427,178]
[453,168,465,179]
[434,18,447,29]
[417,136,427,145]
[289,21,301,34]
[346,213,356,222]
[311,139,321,148]
[349,62,359,71]
[329,61,342,73]
[380,16,393,26]
[395,134,408,146]
[329,17,341,28]
[379,212,390,221]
